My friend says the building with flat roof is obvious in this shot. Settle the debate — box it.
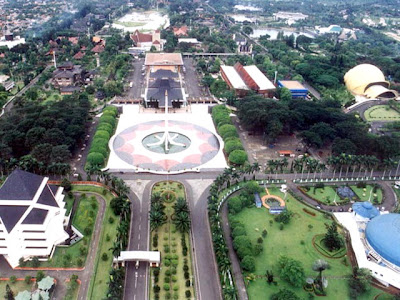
[0,170,69,267]
[220,63,275,97]
[145,53,184,72]
[278,80,308,99]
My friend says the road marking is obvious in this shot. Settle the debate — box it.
[134,295,136,300]
[138,233,141,240]
[139,224,141,230]
[138,243,140,249]
[135,272,138,288]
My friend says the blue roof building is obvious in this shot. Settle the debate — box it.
[254,193,262,208]
[366,214,400,267]
[353,201,380,220]
[278,80,308,99]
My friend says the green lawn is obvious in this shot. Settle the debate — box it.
[24,194,98,268]
[301,184,383,205]
[149,181,195,300]
[350,185,383,204]
[63,193,75,216]
[74,186,120,300]
[365,105,400,121]
[229,187,386,299]
[0,280,34,298]
[302,186,348,205]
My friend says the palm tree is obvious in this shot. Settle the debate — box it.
[120,200,131,221]
[174,197,189,214]
[251,162,260,174]
[109,241,122,258]
[387,158,397,178]
[149,210,166,231]
[312,259,329,290]
[173,212,191,233]
[266,160,276,174]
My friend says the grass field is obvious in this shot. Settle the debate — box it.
[302,184,383,205]
[0,280,34,298]
[229,187,387,299]
[75,186,120,300]
[149,181,195,300]
[24,194,98,268]
[365,105,400,121]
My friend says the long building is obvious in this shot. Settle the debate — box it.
[0,170,69,268]
[220,62,275,97]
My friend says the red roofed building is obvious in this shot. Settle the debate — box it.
[91,44,105,53]
[130,30,163,51]
[173,26,188,36]
[68,37,79,45]
[73,51,85,60]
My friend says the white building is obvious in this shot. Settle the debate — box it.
[0,170,69,268]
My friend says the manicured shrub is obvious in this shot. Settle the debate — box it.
[153,285,160,293]
[94,130,111,141]
[89,145,108,158]
[185,280,191,287]
[224,138,244,154]
[173,284,179,291]
[241,255,255,272]
[228,150,248,165]
[99,115,116,128]
[184,272,190,279]
[86,152,105,166]
[218,124,238,140]
[97,123,114,135]
[163,283,170,291]
[185,290,191,298]
[101,253,109,261]
[254,244,263,255]
[91,137,109,148]
[183,265,189,272]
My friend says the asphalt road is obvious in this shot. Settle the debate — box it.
[183,58,204,98]
[124,180,151,300]
[127,59,145,100]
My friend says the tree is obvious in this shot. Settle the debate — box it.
[110,196,126,215]
[349,267,372,299]
[240,255,255,272]
[312,259,329,290]
[31,256,40,268]
[278,255,305,287]
[228,150,248,165]
[4,284,14,300]
[36,271,45,282]
[280,87,292,101]
[270,289,300,300]
[24,275,32,285]
[173,212,191,233]
[324,222,343,251]
[242,26,254,35]
[150,209,166,231]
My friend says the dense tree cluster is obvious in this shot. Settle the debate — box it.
[237,95,400,159]
[0,93,90,175]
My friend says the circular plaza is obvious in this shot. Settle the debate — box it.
[106,105,227,173]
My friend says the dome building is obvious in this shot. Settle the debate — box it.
[366,213,400,267]
[352,201,380,222]
[344,64,398,99]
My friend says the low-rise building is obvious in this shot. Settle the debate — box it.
[144,53,184,72]
[0,170,69,268]
[130,30,163,51]
[221,63,275,97]
[173,26,188,37]
[278,80,308,99]
[52,61,84,87]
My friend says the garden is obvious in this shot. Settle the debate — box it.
[299,182,383,205]
[21,193,99,269]
[227,185,387,299]
[149,181,195,300]
[364,105,400,121]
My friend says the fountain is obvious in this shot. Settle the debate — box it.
[145,91,188,153]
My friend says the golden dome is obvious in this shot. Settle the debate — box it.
[344,64,398,99]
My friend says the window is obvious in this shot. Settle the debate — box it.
[25,246,47,249]
[23,230,45,233]
[24,239,46,241]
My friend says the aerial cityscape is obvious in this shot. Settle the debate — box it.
[1,0,400,299]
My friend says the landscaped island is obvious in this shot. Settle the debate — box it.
[149,181,195,300]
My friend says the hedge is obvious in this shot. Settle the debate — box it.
[228,150,248,166]
[87,152,105,166]
[212,105,248,166]
[86,106,118,169]
[224,138,244,155]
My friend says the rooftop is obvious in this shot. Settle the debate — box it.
[279,80,307,90]
[243,65,275,90]
[221,65,249,90]
[145,53,183,66]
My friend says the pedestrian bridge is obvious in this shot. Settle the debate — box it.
[113,251,161,267]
